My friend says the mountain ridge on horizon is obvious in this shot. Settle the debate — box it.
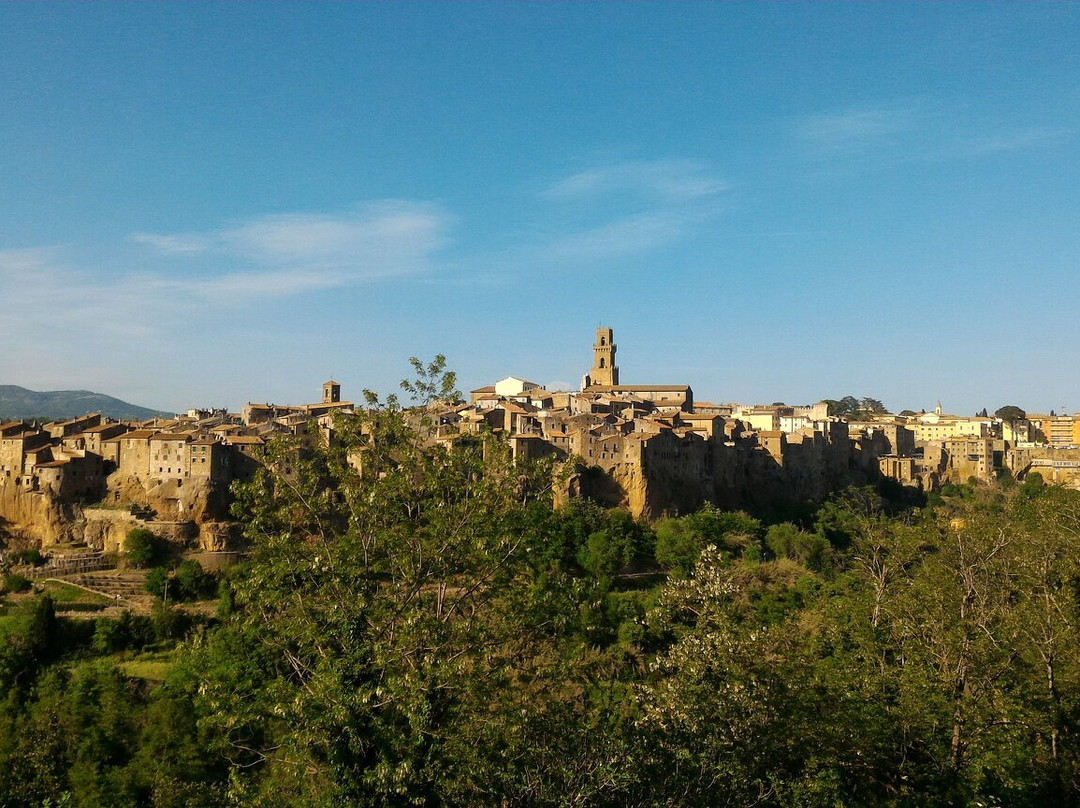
[0,384,174,422]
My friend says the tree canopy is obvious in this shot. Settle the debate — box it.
[2,360,1080,806]
[823,395,888,419]
[995,404,1027,421]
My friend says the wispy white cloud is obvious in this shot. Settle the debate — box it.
[796,103,1073,166]
[128,233,209,254]
[543,159,727,203]
[541,211,693,263]
[0,247,158,342]
[797,106,916,153]
[533,159,728,266]
[0,202,454,377]
[132,201,451,288]
[949,126,1073,158]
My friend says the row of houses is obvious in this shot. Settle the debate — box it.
[5,330,1079,545]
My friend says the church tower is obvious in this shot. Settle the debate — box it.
[323,379,341,404]
[590,327,619,386]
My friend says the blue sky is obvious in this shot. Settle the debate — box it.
[2,4,1078,415]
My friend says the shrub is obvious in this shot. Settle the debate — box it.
[9,548,45,567]
[151,602,192,643]
[3,573,32,594]
[145,567,169,600]
[765,522,830,570]
[93,611,153,653]
[124,528,164,568]
[654,518,699,577]
[174,559,214,600]
[91,618,123,654]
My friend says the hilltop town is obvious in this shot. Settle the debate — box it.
[2,327,1079,556]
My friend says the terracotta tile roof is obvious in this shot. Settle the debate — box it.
[82,423,121,434]
[118,429,157,440]
[586,384,690,393]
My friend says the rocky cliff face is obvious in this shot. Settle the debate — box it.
[81,508,141,553]
[1,472,237,553]
[561,460,709,521]
[0,485,79,546]
[104,473,232,525]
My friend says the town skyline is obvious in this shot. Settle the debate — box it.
[2,4,1078,414]
[6,327,1080,558]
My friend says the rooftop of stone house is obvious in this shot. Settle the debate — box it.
[584,384,691,393]
[0,421,34,436]
[108,429,158,441]
[35,460,69,469]
[81,423,125,433]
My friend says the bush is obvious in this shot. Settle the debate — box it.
[125,528,164,568]
[3,573,32,594]
[765,523,830,570]
[145,567,169,600]
[174,559,215,601]
[91,618,123,654]
[151,602,192,643]
[9,548,45,567]
[146,561,217,602]
[654,518,700,577]
[216,576,235,618]
[93,611,154,653]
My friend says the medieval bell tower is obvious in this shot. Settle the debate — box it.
[323,379,341,404]
[591,327,619,386]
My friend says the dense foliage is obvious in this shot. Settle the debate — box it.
[3,371,1080,805]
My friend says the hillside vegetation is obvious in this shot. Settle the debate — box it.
[0,384,173,421]
[2,369,1080,807]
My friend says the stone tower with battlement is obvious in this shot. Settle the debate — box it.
[590,327,619,386]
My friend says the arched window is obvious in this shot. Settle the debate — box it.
[600,337,606,346]
[599,358,606,368]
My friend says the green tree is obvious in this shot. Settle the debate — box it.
[654,506,761,576]
[858,396,887,415]
[144,567,169,600]
[398,353,461,406]
[196,357,638,805]
[638,546,855,805]
[765,522,830,570]
[123,528,163,568]
[995,405,1027,422]
[576,509,645,586]
[174,559,214,601]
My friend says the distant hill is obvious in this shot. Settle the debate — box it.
[0,385,174,422]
